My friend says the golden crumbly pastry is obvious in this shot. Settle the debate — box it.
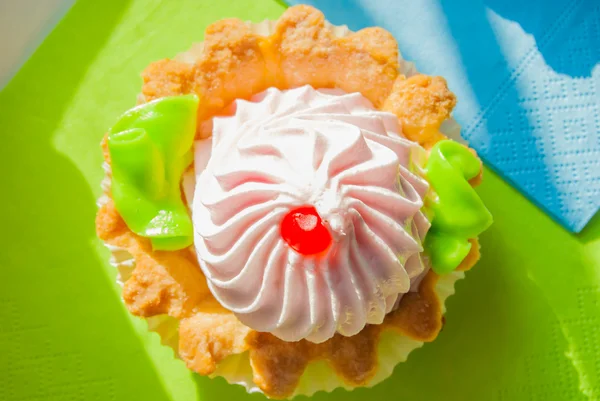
[96,5,491,399]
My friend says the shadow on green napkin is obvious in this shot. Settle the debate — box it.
[0,1,598,400]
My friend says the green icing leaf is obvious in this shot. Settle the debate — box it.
[425,140,493,274]
[107,94,199,250]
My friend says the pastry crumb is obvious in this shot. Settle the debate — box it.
[383,74,457,148]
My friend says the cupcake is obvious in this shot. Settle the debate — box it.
[96,5,492,399]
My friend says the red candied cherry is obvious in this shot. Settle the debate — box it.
[280,206,333,256]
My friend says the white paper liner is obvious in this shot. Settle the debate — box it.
[100,214,463,398]
[101,174,465,398]
[209,270,464,398]
[102,17,470,399]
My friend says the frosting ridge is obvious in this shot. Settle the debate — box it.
[192,86,430,342]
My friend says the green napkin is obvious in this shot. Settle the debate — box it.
[1,1,598,400]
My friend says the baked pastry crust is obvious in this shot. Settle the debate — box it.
[96,5,481,399]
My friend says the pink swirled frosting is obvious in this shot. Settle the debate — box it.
[192,86,431,343]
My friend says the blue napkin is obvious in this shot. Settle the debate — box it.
[286,0,600,232]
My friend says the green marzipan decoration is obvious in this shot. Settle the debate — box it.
[107,94,198,251]
[425,140,493,274]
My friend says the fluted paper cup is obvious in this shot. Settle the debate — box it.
[101,18,468,399]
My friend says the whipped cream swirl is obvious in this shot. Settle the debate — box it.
[192,86,430,343]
